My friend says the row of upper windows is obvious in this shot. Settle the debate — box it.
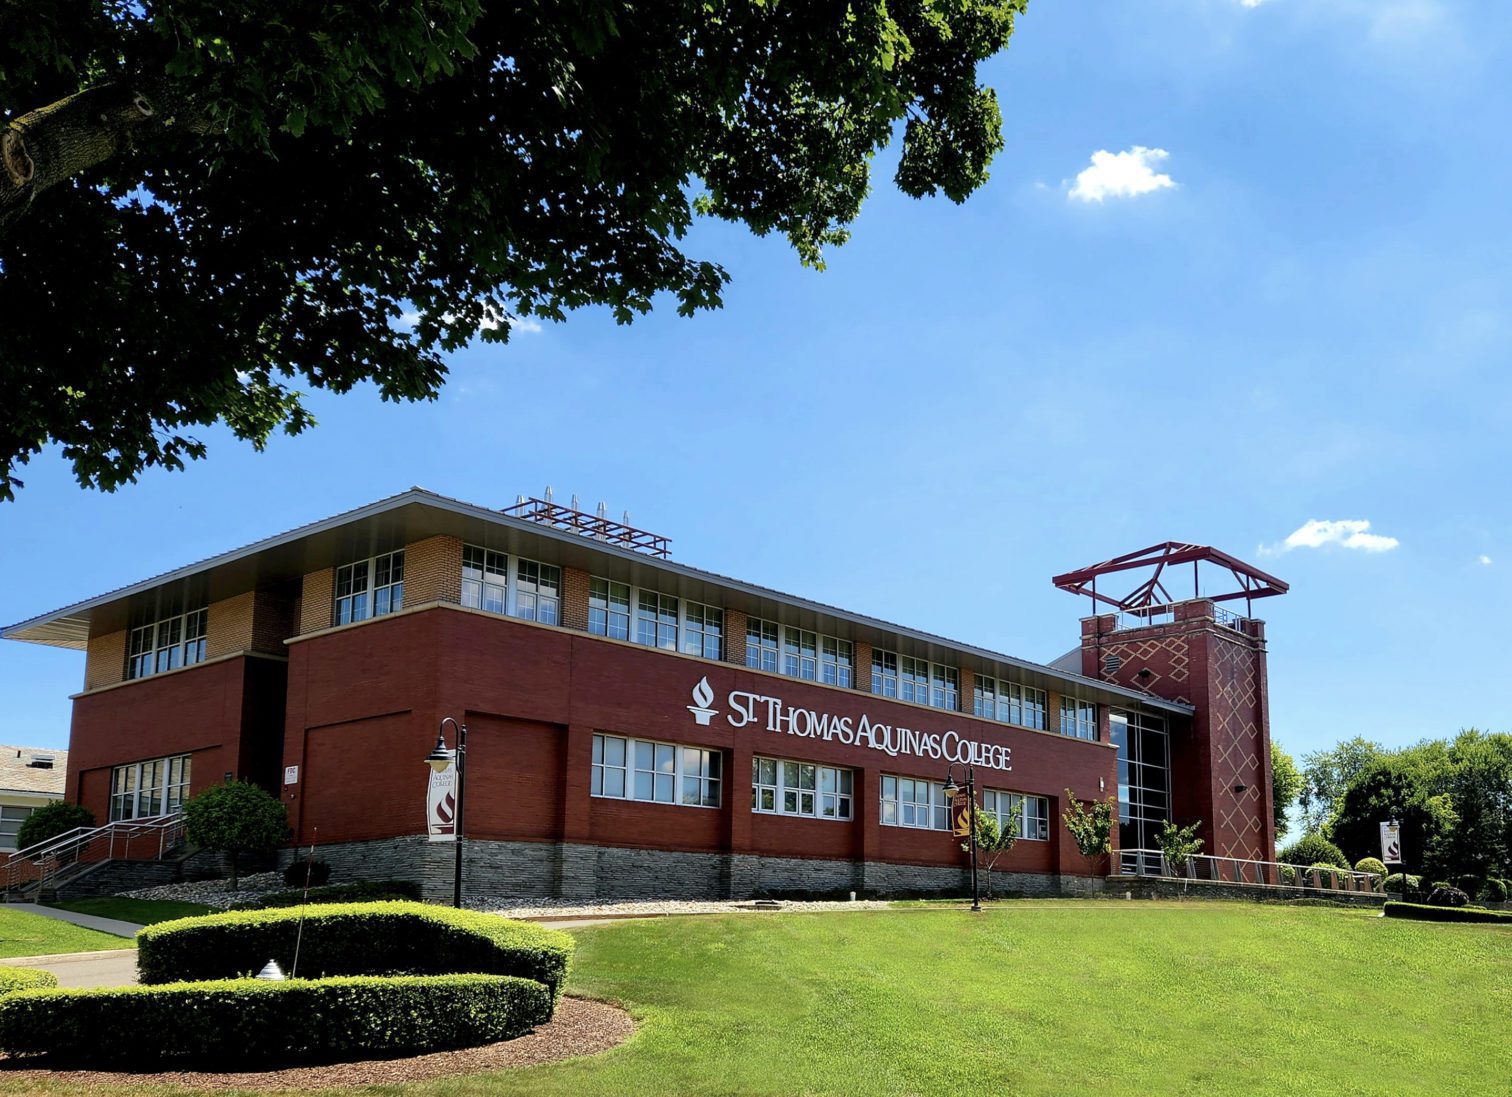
[589,733,1049,839]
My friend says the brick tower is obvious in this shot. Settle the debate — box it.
[1054,545,1288,862]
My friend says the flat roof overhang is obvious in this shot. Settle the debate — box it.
[3,488,1195,719]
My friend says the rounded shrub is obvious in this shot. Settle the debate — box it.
[1427,885,1470,908]
[1278,834,1350,870]
[15,802,94,853]
[1383,873,1422,896]
[1278,864,1297,885]
[1454,874,1482,897]
[0,974,547,1066]
[1478,878,1507,902]
[1353,857,1387,878]
[0,968,57,995]
[281,858,332,888]
[136,901,573,1004]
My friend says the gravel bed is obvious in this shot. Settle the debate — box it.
[120,871,287,909]
[472,897,891,918]
[0,996,632,1089]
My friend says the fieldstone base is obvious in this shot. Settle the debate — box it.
[277,838,1094,903]
[1110,875,1385,906]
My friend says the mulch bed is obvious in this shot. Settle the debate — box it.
[0,996,633,1090]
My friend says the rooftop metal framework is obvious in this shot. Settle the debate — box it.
[500,497,672,558]
[1052,542,1289,618]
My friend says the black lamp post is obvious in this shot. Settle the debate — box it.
[943,762,981,913]
[424,716,467,909]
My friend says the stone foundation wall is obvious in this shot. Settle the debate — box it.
[1109,875,1385,906]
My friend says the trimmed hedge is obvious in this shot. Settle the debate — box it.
[239,879,422,909]
[281,858,333,888]
[137,901,573,1002]
[1480,878,1508,902]
[1353,857,1387,877]
[1278,834,1350,870]
[0,968,57,995]
[1384,901,1512,925]
[0,974,548,1066]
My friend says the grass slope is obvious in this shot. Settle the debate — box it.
[0,907,132,957]
[446,900,1511,1097]
[47,898,215,926]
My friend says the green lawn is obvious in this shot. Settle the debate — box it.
[432,900,1511,1097]
[46,897,215,926]
[0,907,132,958]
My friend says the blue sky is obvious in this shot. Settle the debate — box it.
[2,0,1509,768]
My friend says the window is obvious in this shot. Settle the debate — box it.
[880,775,950,830]
[335,550,404,625]
[974,676,1047,730]
[513,559,561,625]
[931,665,959,711]
[982,789,1050,841]
[635,592,678,650]
[0,806,35,850]
[784,629,818,681]
[821,637,854,688]
[461,546,507,614]
[872,650,899,697]
[899,657,929,705]
[126,607,208,680]
[682,603,724,660]
[747,619,780,672]
[1060,697,1098,741]
[591,734,721,808]
[1112,711,1169,852]
[109,754,192,822]
[751,757,853,820]
[589,578,631,641]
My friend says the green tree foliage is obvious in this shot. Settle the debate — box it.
[0,0,1027,499]
[963,803,1018,898]
[1271,741,1303,842]
[1298,737,1387,834]
[1155,820,1204,873]
[1328,748,1463,881]
[1278,833,1350,870]
[181,781,290,889]
[1062,791,1115,860]
[14,801,94,852]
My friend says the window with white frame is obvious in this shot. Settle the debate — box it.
[0,806,36,849]
[636,592,678,650]
[873,651,957,710]
[591,734,721,807]
[461,546,507,614]
[681,602,723,660]
[974,676,1047,730]
[784,628,818,680]
[588,578,631,641]
[126,607,208,680]
[821,636,854,688]
[931,665,959,711]
[872,649,899,697]
[751,757,853,820]
[982,789,1050,841]
[513,559,561,625]
[880,775,950,830]
[899,656,930,705]
[110,754,191,822]
[334,550,404,626]
[746,618,779,672]
[1060,697,1098,741]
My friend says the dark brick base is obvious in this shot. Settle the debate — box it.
[1110,875,1385,906]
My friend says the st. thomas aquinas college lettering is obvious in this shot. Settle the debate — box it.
[686,676,1012,772]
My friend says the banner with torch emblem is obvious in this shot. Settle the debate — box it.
[427,760,458,842]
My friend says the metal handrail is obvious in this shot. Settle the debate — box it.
[1117,849,1383,894]
[2,813,185,899]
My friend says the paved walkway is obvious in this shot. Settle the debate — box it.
[8,903,144,939]
[5,949,139,988]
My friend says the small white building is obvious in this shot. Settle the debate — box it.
[0,746,67,852]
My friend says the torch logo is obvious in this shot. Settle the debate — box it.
[687,676,719,726]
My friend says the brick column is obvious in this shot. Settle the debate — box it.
[562,567,591,631]
[857,764,884,894]
[206,592,256,659]
[298,568,335,634]
[958,667,976,714]
[84,630,127,691]
[724,608,748,666]
[404,535,463,606]
[558,722,597,898]
[854,640,874,694]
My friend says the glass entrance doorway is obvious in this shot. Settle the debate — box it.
[1111,711,1170,865]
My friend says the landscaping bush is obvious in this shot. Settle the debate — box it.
[15,802,94,853]
[137,901,573,1004]
[1384,901,1512,925]
[0,969,57,995]
[1353,857,1387,878]
[281,858,332,888]
[1427,885,1470,908]
[1278,864,1296,885]
[234,879,422,910]
[1278,834,1350,870]
[1478,878,1507,902]
[1306,862,1348,884]
[1384,873,1422,896]
[1454,874,1483,897]
[0,973,547,1066]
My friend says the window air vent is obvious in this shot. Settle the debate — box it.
[26,755,55,769]
[1103,653,1122,674]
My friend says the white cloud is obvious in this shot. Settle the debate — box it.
[1261,519,1400,555]
[1067,147,1177,204]
[396,309,542,335]
[1478,554,1493,566]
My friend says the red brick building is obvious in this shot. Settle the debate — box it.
[3,490,1280,899]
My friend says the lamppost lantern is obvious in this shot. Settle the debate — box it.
[424,735,454,773]
[423,717,468,909]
